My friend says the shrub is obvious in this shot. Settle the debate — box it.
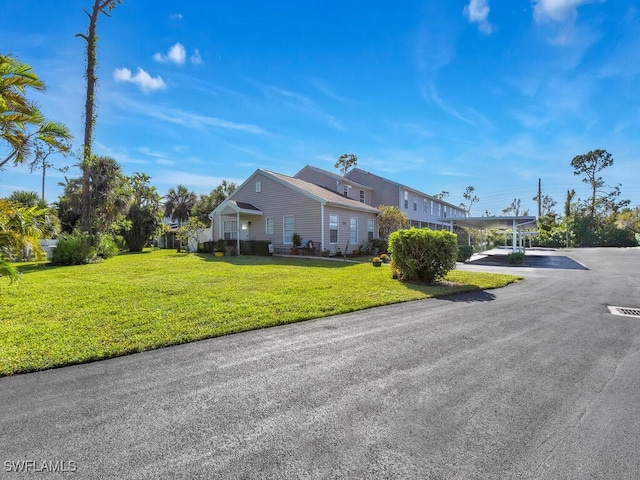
[508,252,525,264]
[95,233,120,259]
[199,241,216,254]
[0,257,18,284]
[389,228,458,283]
[457,245,474,262]
[368,238,388,254]
[51,230,97,265]
[239,240,272,256]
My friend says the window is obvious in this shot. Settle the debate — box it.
[367,219,374,241]
[223,220,237,240]
[438,204,442,217]
[265,216,273,235]
[424,198,427,213]
[431,201,434,216]
[413,195,417,211]
[350,218,358,245]
[283,216,294,244]
[404,191,409,209]
[329,214,338,244]
[360,190,365,203]
[343,185,348,197]
[255,181,262,193]
[443,206,447,218]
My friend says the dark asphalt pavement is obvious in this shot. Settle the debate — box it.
[1,248,640,479]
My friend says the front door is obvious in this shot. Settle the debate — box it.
[240,221,250,240]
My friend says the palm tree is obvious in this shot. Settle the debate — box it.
[0,54,72,169]
[164,185,196,251]
[164,185,197,227]
[87,156,130,230]
[0,198,48,261]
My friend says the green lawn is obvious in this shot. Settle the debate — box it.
[0,249,522,376]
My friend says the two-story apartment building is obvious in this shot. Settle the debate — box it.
[295,166,466,231]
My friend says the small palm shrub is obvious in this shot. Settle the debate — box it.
[95,233,120,259]
[389,228,458,283]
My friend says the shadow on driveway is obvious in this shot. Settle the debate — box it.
[437,290,497,303]
[467,253,588,270]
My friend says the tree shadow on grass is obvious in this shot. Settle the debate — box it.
[192,253,360,269]
[14,263,66,275]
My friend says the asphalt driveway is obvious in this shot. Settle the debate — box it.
[1,248,640,479]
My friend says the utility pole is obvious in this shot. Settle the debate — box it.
[537,178,542,219]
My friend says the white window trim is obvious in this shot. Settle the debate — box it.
[329,214,338,244]
[223,220,238,240]
[350,218,358,245]
[283,216,294,244]
[265,216,273,235]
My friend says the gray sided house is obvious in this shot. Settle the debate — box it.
[210,169,380,255]
[344,167,467,230]
[294,165,374,206]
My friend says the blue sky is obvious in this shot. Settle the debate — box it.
[2,0,639,216]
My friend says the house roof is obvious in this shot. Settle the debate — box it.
[443,216,538,230]
[294,165,372,190]
[211,200,263,217]
[263,170,380,214]
[235,201,261,212]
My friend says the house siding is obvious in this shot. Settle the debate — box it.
[323,206,377,254]
[345,169,398,208]
[295,166,372,204]
[346,168,466,230]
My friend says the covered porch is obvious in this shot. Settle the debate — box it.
[210,201,263,255]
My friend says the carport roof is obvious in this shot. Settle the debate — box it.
[441,216,538,230]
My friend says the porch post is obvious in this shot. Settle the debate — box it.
[512,219,517,253]
[236,211,241,256]
[320,204,325,251]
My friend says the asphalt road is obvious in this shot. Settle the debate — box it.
[1,248,640,479]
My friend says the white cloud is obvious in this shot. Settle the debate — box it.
[533,0,603,23]
[463,0,493,34]
[423,84,475,126]
[110,94,266,134]
[113,67,167,93]
[156,159,176,166]
[153,43,186,65]
[169,13,183,20]
[190,49,203,65]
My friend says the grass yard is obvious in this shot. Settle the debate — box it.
[0,249,522,376]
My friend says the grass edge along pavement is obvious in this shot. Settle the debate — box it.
[0,249,522,376]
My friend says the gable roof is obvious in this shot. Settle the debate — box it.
[210,169,380,217]
[262,170,380,214]
[294,165,372,190]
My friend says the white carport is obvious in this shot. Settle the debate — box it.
[440,216,538,253]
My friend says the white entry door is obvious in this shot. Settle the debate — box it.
[240,221,250,240]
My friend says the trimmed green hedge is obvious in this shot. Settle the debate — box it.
[389,228,458,283]
[457,245,474,262]
[199,240,272,256]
